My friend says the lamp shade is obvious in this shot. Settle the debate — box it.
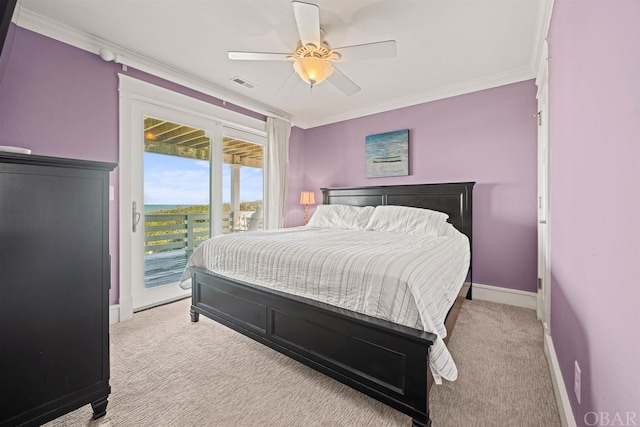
[293,57,334,86]
[299,191,315,205]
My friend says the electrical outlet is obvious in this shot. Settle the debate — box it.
[574,360,581,404]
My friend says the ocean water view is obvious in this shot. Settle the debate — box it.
[145,201,261,214]
[145,204,202,213]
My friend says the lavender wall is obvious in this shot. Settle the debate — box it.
[0,26,266,305]
[1,26,537,301]
[288,81,539,293]
[286,126,307,226]
[548,1,640,425]
[0,25,121,304]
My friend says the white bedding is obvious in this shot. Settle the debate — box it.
[181,224,470,383]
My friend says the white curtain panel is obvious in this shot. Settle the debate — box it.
[265,117,291,229]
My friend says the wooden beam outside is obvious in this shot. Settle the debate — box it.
[145,122,183,138]
[143,117,166,132]
[162,128,205,144]
[173,134,210,147]
[142,122,263,167]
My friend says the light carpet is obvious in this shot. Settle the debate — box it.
[45,298,560,427]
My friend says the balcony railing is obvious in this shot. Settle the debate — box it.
[143,211,261,288]
[144,213,211,254]
[144,211,259,255]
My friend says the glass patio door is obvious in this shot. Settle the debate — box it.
[142,116,211,290]
[130,108,220,311]
[118,74,268,318]
[222,127,265,234]
[130,116,266,311]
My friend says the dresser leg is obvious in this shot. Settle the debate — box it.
[91,396,108,419]
[190,307,199,322]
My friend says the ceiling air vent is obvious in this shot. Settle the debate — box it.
[230,76,257,89]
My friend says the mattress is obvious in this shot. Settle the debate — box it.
[181,224,470,383]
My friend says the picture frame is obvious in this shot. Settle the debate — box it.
[365,129,409,178]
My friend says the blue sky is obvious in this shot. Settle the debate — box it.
[144,153,263,205]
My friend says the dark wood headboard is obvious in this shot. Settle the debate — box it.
[321,182,475,244]
[322,182,475,299]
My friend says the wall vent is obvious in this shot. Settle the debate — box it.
[230,76,257,89]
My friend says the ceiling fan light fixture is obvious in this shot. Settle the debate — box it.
[293,57,333,87]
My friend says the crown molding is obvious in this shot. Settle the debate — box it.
[291,0,554,129]
[295,65,536,129]
[295,0,552,131]
[14,4,551,131]
[14,7,293,124]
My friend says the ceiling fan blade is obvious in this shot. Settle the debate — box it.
[327,66,361,96]
[332,40,397,62]
[228,51,293,61]
[292,1,321,46]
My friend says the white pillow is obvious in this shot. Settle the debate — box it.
[364,205,450,236]
[307,204,375,230]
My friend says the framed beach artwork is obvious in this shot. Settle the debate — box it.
[365,129,409,178]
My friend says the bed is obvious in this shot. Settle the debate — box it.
[186,182,474,427]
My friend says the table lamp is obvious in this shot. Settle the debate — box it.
[299,191,316,225]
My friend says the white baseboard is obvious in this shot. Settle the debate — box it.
[544,333,577,427]
[470,282,537,309]
[109,304,120,326]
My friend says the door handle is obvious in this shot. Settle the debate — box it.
[539,220,547,224]
[132,201,141,233]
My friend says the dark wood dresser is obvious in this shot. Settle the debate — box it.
[0,153,116,426]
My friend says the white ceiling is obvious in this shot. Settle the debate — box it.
[15,0,549,129]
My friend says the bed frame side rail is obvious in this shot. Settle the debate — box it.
[189,267,435,426]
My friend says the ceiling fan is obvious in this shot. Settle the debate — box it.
[227,1,397,96]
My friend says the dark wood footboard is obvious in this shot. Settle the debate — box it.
[190,267,436,426]
[188,182,474,426]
